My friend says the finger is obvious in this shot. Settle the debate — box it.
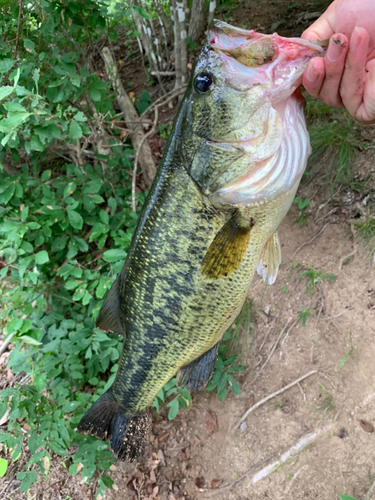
[302,57,325,99]
[302,17,335,42]
[340,27,370,121]
[353,59,375,125]
[318,33,349,108]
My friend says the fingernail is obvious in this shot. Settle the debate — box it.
[306,61,319,83]
[327,36,343,62]
[350,26,361,52]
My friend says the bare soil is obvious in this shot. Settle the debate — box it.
[2,1,375,499]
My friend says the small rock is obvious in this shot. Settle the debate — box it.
[240,421,248,433]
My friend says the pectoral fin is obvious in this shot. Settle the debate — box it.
[177,344,220,391]
[96,276,124,335]
[257,231,281,285]
[201,211,252,279]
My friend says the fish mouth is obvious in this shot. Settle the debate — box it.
[209,19,325,67]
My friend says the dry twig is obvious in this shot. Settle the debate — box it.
[205,456,272,496]
[233,370,318,430]
[319,306,353,321]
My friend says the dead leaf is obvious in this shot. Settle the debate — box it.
[157,448,165,466]
[245,394,255,410]
[149,470,156,484]
[359,419,374,433]
[181,446,190,461]
[211,479,222,489]
[205,411,218,435]
[194,435,202,446]
[43,456,50,471]
[195,476,205,489]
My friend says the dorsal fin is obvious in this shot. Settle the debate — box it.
[201,210,252,279]
[96,276,124,335]
[257,231,281,285]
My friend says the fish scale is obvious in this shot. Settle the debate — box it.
[78,21,325,461]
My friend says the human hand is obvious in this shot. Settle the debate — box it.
[301,0,375,125]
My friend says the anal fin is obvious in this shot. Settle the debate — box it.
[257,231,281,285]
[177,344,219,391]
[96,276,124,335]
[201,210,251,279]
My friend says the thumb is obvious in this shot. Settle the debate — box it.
[302,17,335,41]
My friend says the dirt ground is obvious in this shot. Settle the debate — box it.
[2,0,375,499]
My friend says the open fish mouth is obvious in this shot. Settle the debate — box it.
[199,21,326,205]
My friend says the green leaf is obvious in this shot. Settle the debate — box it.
[0,458,7,478]
[24,39,36,54]
[69,120,82,139]
[0,112,31,131]
[41,15,55,34]
[35,250,49,264]
[0,59,15,74]
[19,469,37,492]
[68,210,83,230]
[108,28,118,42]
[99,210,109,224]
[339,496,358,500]
[3,102,26,112]
[18,335,42,346]
[167,398,179,420]
[228,375,241,396]
[102,249,126,263]
[0,86,14,100]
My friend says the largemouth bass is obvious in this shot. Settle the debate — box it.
[78,21,324,461]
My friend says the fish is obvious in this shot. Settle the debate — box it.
[78,20,324,461]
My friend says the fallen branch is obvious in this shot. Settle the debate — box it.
[252,425,333,483]
[101,47,156,189]
[233,370,318,430]
[0,333,15,356]
[290,223,328,260]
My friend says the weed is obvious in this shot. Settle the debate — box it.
[298,308,314,326]
[159,122,172,139]
[293,196,310,226]
[315,383,335,417]
[152,378,192,420]
[339,495,358,500]
[356,218,375,261]
[281,285,289,293]
[337,332,357,374]
[305,96,368,189]
[298,266,336,295]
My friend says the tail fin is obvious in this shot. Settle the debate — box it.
[77,390,151,462]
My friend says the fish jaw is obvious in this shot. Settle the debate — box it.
[209,20,324,105]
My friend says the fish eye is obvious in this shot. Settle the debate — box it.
[194,72,214,93]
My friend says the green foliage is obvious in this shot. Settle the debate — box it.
[298,308,313,327]
[305,96,368,188]
[293,196,310,226]
[152,377,192,420]
[206,341,246,401]
[298,266,336,295]
[356,218,375,261]
[337,332,357,374]
[0,1,148,497]
[158,123,172,139]
[339,495,358,500]
[315,383,335,417]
